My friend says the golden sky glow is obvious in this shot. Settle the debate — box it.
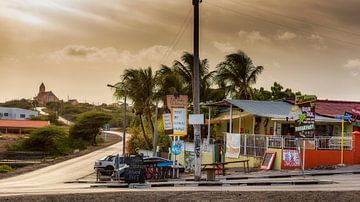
[1,0,360,103]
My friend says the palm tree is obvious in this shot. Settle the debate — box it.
[216,50,264,100]
[114,67,155,149]
[172,52,224,103]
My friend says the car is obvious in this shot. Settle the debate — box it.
[94,155,124,171]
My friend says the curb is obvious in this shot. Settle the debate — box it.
[90,180,333,189]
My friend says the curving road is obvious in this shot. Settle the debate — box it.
[0,131,126,196]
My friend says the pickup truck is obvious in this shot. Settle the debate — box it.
[94,155,124,171]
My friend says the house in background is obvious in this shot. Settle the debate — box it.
[0,120,49,134]
[34,83,59,106]
[0,107,38,120]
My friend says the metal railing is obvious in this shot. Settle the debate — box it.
[267,135,352,151]
[227,133,353,158]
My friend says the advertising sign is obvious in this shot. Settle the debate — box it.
[295,95,317,138]
[172,108,187,136]
[166,95,188,109]
[171,140,184,155]
[163,113,172,130]
[282,149,301,168]
[352,107,360,127]
[225,133,240,158]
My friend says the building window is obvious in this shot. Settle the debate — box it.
[4,113,8,117]
[20,114,26,118]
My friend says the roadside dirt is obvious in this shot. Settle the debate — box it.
[1,191,359,201]
[0,133,121,180]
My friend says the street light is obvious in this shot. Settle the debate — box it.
[107,83,127,157]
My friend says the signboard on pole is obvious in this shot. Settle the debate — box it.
[162,113,173,134]
[173,108,187,136]
[295,95,317,138]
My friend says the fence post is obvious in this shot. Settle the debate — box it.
[281,136,284,149]
[244,134,247,155]
[254,134,256,156]
[266,137,269,149]
[239,134,242,155]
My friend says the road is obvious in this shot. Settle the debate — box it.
[0,131,126,196]
[35,107,73,125]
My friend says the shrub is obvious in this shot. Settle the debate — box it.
[0,165,12,173]
[14,126,71,156]
[69,111,113,145]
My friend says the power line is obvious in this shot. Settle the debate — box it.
[159,8,193,65]
[228,0,360,38]
[207,1,360,48]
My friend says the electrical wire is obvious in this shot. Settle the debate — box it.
[159,8,193,65]
[228,0,360,38]
[207,1,360,48]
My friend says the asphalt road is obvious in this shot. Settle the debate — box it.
[0,131,125,196]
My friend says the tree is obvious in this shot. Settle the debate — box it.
[216,50,264,99]
[16,126,70,155]
[251,82,302,101]
[114,67,154,149]
[69,111,112,145]
[172,52,225,103]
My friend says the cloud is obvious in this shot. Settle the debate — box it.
[344,59,360,77]
[238,31,271,44]
[213,41,236,53]
[44,45,182,68]
[276,31,297,41]
[309,34,327,50]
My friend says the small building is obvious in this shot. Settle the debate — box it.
[206,99,360,170]
[0,120,49,134]
[34,83,59,106]
[0,107,38,120]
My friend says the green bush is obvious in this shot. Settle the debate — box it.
[0,165,12,173]
[69,111,113,145]
[14,126,72,156]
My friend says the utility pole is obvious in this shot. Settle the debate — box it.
[123,86,127,156]
[193,0,202,181]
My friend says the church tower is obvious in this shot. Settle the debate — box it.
[39,82,45,93]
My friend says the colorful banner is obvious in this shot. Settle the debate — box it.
[225,133,240,158]
[282,149,301,168]
[295,95,317,138]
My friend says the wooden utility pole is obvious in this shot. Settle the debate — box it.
[193,0,202,181]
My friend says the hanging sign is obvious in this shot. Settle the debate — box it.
[173,108,187,135]
[295,95,317,138]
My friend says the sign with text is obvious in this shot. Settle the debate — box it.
[124,155,146,184]
[172,108,187,136]
[162,113,173,134]
[295,95,317,138]
[166,95,188,109]
[282,149,301,169]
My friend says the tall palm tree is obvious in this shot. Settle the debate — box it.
[114,67,155,149]
[172,52,224,103]
[216,50,264,100]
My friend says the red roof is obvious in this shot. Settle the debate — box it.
[0,120,49,128]
[287,99,360,118]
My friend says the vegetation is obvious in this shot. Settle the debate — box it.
[11,126,76,156]
[69,111,113,146]
[0,165,12,173]
[0,99,36,110]
[216,50,264,100]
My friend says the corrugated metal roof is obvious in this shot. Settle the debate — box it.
[224,99,292,118]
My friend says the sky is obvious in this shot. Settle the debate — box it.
[1,0,360,104]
